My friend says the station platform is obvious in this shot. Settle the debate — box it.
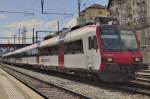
[0,68,44,99]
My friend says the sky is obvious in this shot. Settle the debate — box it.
[0,0,108,44]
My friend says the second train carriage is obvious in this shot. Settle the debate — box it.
[2,22,144,82]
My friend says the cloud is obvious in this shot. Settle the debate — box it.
[0,30,15,44]
[0,30,33,44]
[44,20,58,30]
[0,14,7,19]
[1,30,14,37]
[1,19,60,44]
[64,17,77,28]
[4,19,59,31]
[5,19,44,29]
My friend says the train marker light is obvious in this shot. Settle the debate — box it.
[135,57,141,62]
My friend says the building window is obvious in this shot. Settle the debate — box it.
[133,0,136,6]
[99,11,102,14]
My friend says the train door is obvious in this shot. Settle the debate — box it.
[85,36,100,70]
[92,36,100,70]
[86,37,93,69]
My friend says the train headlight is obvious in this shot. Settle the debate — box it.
[106,58,113,62]
[134,57,142,62]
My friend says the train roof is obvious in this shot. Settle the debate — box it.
[100,24,134,30]
[3,43,38,57]
[39,25,96,48]
[2,25,135,57]
[14,43,38,54]
[3,25,97,57]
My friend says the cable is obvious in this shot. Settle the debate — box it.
[0,10,34,15]
[43,12,73,16]
[41,0,73,16]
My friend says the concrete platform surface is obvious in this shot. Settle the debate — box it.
[0,68,44,99]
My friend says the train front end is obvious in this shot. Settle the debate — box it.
[97,25,144,82]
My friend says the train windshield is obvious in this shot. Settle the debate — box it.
[101,29,122,51]
[120,30,138,51]
[101,29,138,51]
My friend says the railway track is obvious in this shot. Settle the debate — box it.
[111,69,150,96]
[0,65,90,99]
[106,81,150,96]
[0,63,150,99]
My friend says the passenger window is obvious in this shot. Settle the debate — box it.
[88,37,93,50]
[93,36,98,49]
[64,40,83,54]
[88,36,98,50]
[39,46,58,56]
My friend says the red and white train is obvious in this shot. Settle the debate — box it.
[2,18,144,82]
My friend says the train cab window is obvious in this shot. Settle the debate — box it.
[88,36,98,50]
[64,40,83,54]
[101,29,122,51]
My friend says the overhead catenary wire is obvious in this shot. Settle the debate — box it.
[0,10,34,15]
[41,0,74,16]
[43,12,73,16]
[0,0,38,15]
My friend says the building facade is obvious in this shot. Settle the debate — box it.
[108,0,150,62]
[108,0,150,45]
[78,4,109,25]
[64,4,109,28]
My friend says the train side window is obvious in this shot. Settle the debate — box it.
[21,52,26,57]
[88,36,98,50]
[27,50,33,57]
[32,49,39,56]
[64,40,83,55]
[88,37,93,50]
[39,46,58,56]
[93,36,98,49]
[51,46,58,55]
[39,48,47,56]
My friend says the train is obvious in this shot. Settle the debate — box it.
[1,17,144,82]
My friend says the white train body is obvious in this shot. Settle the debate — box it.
[2,24,143,82]
[4,25,100,70]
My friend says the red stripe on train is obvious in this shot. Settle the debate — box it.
[96,26,105,72]
[58,44,64,69]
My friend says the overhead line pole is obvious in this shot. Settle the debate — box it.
[33,28,35,44]
[78,0,81,17]
[41,0,44,14]
[57,20,59,32]
[19,28,21,44]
